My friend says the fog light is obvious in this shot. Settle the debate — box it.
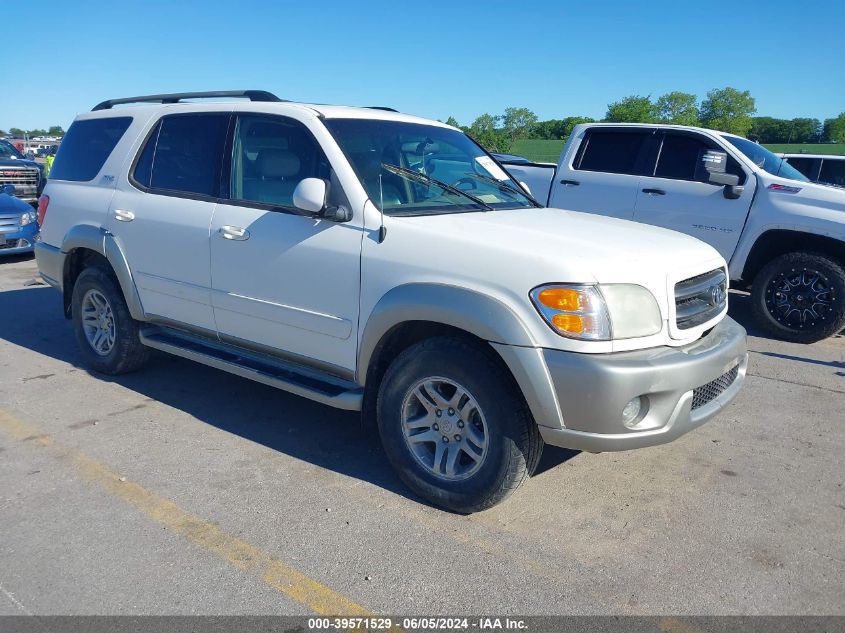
[622,397,644,426]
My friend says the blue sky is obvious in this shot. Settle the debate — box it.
[4,0,844,130]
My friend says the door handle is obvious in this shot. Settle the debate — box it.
[642,188,666,195]
[559,179,580,186]
[113,209,135,222]
[219,225,250,241]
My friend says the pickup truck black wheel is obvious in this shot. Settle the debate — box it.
[751,252,845,343]
[377,336,542,513]
[71,266,150,374]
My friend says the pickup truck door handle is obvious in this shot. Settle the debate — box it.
[219,225,250,241]
[113,209,135,222]
[559,179,580,186]
[642,188,666,195]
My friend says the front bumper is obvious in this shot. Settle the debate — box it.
[0,222,38,256]
[538,317,747,452]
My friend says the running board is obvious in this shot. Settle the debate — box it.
[139,327,363,411]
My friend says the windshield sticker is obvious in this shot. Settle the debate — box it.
[475,156,511,181]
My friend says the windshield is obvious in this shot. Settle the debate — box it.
[724,136,809,182]
[0,141,25,160]
[323,119,537,216]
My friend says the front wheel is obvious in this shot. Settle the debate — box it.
[751,252,845,343]
[376,337,542,513]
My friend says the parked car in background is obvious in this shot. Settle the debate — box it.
[499,124,845,343]
[0,139,44,206]
[0,185,39,256]
[34,90,746,512]
[781,153,845,188]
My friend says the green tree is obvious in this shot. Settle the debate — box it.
[48,125,65,136]
[27,129,47,137]
[823,112,845,143]
[604,95,657,123]
[699,87,756,135]
[786,118,821,143]
[501,107,538,147]
[468,113,508,152]
[749,117,790,143]
[9,127,24,136]
[655,92,699,126]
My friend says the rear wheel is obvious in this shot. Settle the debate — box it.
[376,336,542,513]
[71,266,150,374]
[751,252,845,343]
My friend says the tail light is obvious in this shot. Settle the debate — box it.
[37,194,49,225]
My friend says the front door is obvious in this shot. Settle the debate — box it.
[634,132,755,261]
[209,113,362,374]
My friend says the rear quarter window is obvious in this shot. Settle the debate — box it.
[49,117,133,182]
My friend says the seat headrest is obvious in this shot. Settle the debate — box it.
[258,149,300,179]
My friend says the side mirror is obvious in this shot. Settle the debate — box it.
[292,178,327,215]
[699,150,743,199]
[292,178,351,222]
[1,184,15,195]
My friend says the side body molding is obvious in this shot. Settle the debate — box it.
[357,284,565,429]
[61,225,145,320]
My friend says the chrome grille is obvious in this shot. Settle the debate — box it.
[0,215,19,229]
[0,168,39,186]
[691,364,740,410]
[675,268,727,330]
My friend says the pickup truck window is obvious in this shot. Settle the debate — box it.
[230,114,331,209]
[819,158,845,187]
[133,113,229,197]
[784,156,816,180]
[654,133,746,185]
[575,130,651,176]
[724,136,809,182]
[50,117,132,182]
[0,140,25,160]
[324,119,536,215]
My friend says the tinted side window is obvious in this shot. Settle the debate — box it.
[230,115,330,208]
[785,156,815,179]
[138,114,229,197]
[819,159,845,187]
[576,131,650,175]
[655,134,710,180]
[49,117,132,181]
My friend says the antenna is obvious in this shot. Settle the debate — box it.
[378,173,387,243]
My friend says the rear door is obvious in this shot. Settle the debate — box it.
[549,128,653,219]
[634,131,755,260]
[107,111,230,332]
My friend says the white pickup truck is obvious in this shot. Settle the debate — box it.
[500,123,845,343]
[35,93,747,512]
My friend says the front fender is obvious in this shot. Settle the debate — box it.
[357,283,566,429]
[62,225,145,320]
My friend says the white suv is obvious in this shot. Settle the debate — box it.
[35,91,747,512]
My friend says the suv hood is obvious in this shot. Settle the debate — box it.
[0,192,35,214]
[399,206,724,284]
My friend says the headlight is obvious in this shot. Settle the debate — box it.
[19,211,37,226]
[530,284,662,341]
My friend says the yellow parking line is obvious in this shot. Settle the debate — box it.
[0,408,370,616]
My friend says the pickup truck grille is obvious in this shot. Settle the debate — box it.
[0,167,40,198]
[674,268,727,330]
[691,364,739,410]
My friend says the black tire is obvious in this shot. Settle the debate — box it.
[751,252,845,343]
[376,336,542,513]
[71,265,150,374]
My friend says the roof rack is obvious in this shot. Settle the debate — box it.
[366,106,398,112]
[92,90,284,111]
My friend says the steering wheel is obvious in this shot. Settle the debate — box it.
[453,177,478,191]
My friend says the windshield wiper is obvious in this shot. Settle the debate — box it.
[381,163,494,211]
[461,171,541,207]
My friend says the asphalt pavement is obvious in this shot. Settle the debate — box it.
[0,255,842,616]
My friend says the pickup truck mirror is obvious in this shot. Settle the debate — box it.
[292,178,351,222]
[1,184,15,195]
[699,150,743,198]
